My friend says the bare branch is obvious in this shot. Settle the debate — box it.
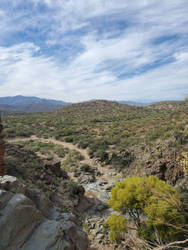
[152,238,188,250]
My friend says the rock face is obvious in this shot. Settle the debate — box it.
[0,118,6,176]
[0,175,89,250]
[43,158,68,178]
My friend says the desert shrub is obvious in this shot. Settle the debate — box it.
[20,140,69,158]
[184,125,188,138]
[80,164,92,172]
[108,176,186,243]
[177,152,188,176]
[65,181,82,196]
[88,148,94,158]
[54,146,69,158]
[95,149,108,161]
[61,150,84,171]
[106,214,127,242]
[64,136,74,142]
[77,136,92,149]
[5,128,17,138]
[109,152,134,171]
[68,150,84,161]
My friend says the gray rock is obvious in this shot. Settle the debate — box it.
[0,175,25,194]
[105,183,114,191]
[0,190,13,210]
[97,191,110,203]
[0,176,89,250]
[95,233,104,240]
[21,220,72,250]
[0,193,42,250]
[22,213,88,250]
[59,213,89,250]
[26,188,53,217]
[78,175,95,184]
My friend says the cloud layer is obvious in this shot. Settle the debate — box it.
[0,0,188,102]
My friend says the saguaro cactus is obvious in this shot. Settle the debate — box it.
[0,117,6,176]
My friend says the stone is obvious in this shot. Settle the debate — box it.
[95,233,104,240]
[21,220,71,250]
[0,177,89,250]
[0,175,25,194]
[43,158,67,178]
[105,183,114,191]
[78,175,95,184]
[22,214,89,250]
[0,193,42,250]
[0,190,13,210]
[26,188,53,217]
[76,196,94,213]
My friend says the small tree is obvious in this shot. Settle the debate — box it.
[107,176,186,243]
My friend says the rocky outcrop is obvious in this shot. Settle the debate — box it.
[145,156,184,185]
[0,118,6,176]
[43,158,68,178]
[0,175,89,250]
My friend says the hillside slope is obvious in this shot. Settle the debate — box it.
[3,100,188,184]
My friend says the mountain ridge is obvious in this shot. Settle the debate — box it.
[0,95,71,113]
[0,95,71,106]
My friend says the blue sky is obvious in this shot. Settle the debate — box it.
[0,0,188,102]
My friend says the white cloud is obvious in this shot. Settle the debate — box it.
[0,0,188,101]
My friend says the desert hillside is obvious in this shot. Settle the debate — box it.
[1,100,188,249]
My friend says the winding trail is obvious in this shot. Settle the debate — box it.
[7,136,121,183]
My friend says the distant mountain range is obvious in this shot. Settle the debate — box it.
[0,95,156,113]
[0,95,71,113]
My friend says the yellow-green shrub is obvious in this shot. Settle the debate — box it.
[108,176,185,243]
[106,214,127,242]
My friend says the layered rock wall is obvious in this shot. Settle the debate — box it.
[0,117,5,176]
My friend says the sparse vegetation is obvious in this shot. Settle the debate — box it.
[2,100,188,248]
[18,140,69,158]
[3,100,188,179]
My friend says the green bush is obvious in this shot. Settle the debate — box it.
[106,214,127,242]
[108,176,186,243]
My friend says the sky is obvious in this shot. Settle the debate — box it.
[0,0,188,102]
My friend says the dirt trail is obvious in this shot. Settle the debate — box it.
[7,136,121,182]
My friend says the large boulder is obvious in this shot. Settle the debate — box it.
[0,176,89,250]
[0,193,42,250]
[23,214,88,250]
